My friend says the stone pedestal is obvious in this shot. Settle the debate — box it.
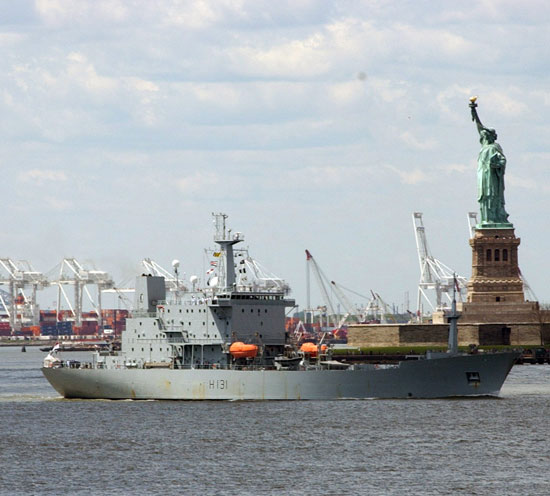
[461,227,539,324]
[466,228,523,303]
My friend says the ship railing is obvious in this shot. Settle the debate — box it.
[167,337,223,345]
[174,363,277,371]
[185,338,224,345]
[50,360,281,371]
[49,359,95,370]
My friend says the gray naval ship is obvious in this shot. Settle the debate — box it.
[42,214,518,400]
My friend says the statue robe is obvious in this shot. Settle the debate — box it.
[477,141,508,224]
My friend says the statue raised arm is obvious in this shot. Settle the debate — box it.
[469,97,512,228]
[469,96,484,133]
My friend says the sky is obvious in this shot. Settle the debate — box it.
[1,0,550,314]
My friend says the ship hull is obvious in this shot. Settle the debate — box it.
[42,352,517,400]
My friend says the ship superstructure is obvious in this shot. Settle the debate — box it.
[75,213,293,371]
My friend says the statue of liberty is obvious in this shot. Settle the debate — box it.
[469,97,512,228]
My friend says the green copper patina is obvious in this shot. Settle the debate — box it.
[469,97,513,229]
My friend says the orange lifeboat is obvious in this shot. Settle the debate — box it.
[300,342,327,357]
[229,342,258,359]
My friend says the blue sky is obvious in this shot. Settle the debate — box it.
[1,0,550,312]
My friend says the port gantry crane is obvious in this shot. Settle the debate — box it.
[48,258,114,331]
[412,212,467,319]
[467,212,478,239]
[0,258,48,330]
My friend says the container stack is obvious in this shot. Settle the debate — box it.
[0,322,11,336]
[56,321,73,336]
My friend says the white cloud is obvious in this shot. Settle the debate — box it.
[160,0,222,29]
[439,163,471,174]
[400,131,436,151]
[18,169,68,183]
[436,85,473,116]
[489,92,528,117]
[285,165,373,189]
[44,195,72,211]
[229,33,330,78]
[506,174,539,191]
[0,33,26,46]
[176,172,220,194]
[35,0,129,26]
[328,81,365,105]
[368,79,408,103]
[66,52,117,93]
[126,78,159,94]
[190,83,241,108]
[385,165,430,185]
[531,91,550,107]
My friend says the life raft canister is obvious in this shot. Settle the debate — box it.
[299,342,327,357]
[229,342,259,359]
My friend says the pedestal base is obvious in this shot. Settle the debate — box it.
[467,228,524,305]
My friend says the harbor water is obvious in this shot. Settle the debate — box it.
[1,346,549,495]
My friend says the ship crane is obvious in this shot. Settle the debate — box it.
[305,250,337,328]
[0,258,48,330]
[48,258,114,330]
[236,254,290,294]
[142,258,188,293]
[370,291,396,324]
[364,293,381,322]
[330,280,361,328]
[101,285,134,310]
[412,212,467,317]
